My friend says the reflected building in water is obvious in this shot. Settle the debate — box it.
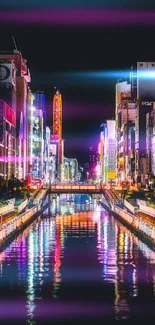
[0,196,155,323]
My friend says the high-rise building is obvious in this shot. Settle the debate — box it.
[27,90,34,179]
[0,50,31,180]
[53,89,62,139]
[0,58,17,180]
[49,134,59,183]
[135,101,154,185]
[34,91,47,181]
[131,62,155,101]
[128,125,135,183]
[99,130,104,182]
[130,62,155,185]
[115,81,131,183]
[63,157,78,182]
[31,107,44,180]
[53,88,63,180]
[103,120,116,183]
[44,126,51,185]
[146,109,153,179]
[89,145,99,180]
[115,63,155,186]
[34,91,46,134]
[117,100,136,183]
[0,100,16,180]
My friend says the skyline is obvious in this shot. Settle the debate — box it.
[1,2,155,162]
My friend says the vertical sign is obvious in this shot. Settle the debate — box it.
[0,101,4,143]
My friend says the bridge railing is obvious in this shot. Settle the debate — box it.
[50,184,101,191]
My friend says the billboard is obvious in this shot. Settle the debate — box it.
[0,63,15,85]
[137,62,155,101]
[0,101,3,143]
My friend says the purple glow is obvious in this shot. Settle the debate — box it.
[0,300,111,319]
[0,9,155,25]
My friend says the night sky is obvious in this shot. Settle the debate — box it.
[0,1,155,163]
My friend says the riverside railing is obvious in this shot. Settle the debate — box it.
[15,199,28,215]
[0,201,15,216]
[33,189,48,205]
[124,199,138,214]
[0,205,40,243]
[137,199,155,218]
[113,205,155,245]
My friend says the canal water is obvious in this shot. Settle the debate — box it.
[0,194,155,324]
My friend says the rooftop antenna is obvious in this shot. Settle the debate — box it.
[12,36,18,51]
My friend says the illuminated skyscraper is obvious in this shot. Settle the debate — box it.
[31,107,44,180]
[53,89,62,140]
[34,91,47,181]
[89,145,99,180]
[0,58,17,180]
[0,100,16,179]
[103,120,116,183]
[131,62,155,185]
[115,81,131,183]
[53,89,63,180]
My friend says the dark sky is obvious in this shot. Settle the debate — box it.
[0,1,155,163]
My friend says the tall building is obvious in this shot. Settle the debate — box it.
[34,91,46,135]
[115,81,131,183]
[0,100,16,180]
[0,58,17,180]
[53,88,63,180]
[103,120,116,183]
[0,50,31,180]
[31,107,44,180]
[49,134,59,183]
[44,126,51,185]
[117,100,136,183]
[89,145,99,180]
[128,125,135,183]
[34,91,47,180]
[131,62,155,101]
[63,157,78,182]
[27,90,34,179]
[53,89,62,139]
[99,130,104,182]
[115,63,155,186]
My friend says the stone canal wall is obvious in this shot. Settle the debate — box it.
[15,199,28,214]
[137,199,155,218]
[124,199,138,214]
[112,205,155,246]
[0,189,48,248]
[0,205,41,245]
[0,200,15,216]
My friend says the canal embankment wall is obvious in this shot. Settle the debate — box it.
[100,196,155,249]
[0,189,49,250]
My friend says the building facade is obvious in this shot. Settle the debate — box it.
[0,50,31,180]
[0,100,16,180]
[103,120,116,183]
[31,108,44,180]
[53,89,63,181]
[63,157,78,182]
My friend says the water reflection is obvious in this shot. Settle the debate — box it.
[0,194,154,323]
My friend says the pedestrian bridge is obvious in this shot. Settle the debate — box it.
[50,184,102,194]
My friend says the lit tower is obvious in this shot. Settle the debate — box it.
[53,88,62,139]
[53,88,63,180]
